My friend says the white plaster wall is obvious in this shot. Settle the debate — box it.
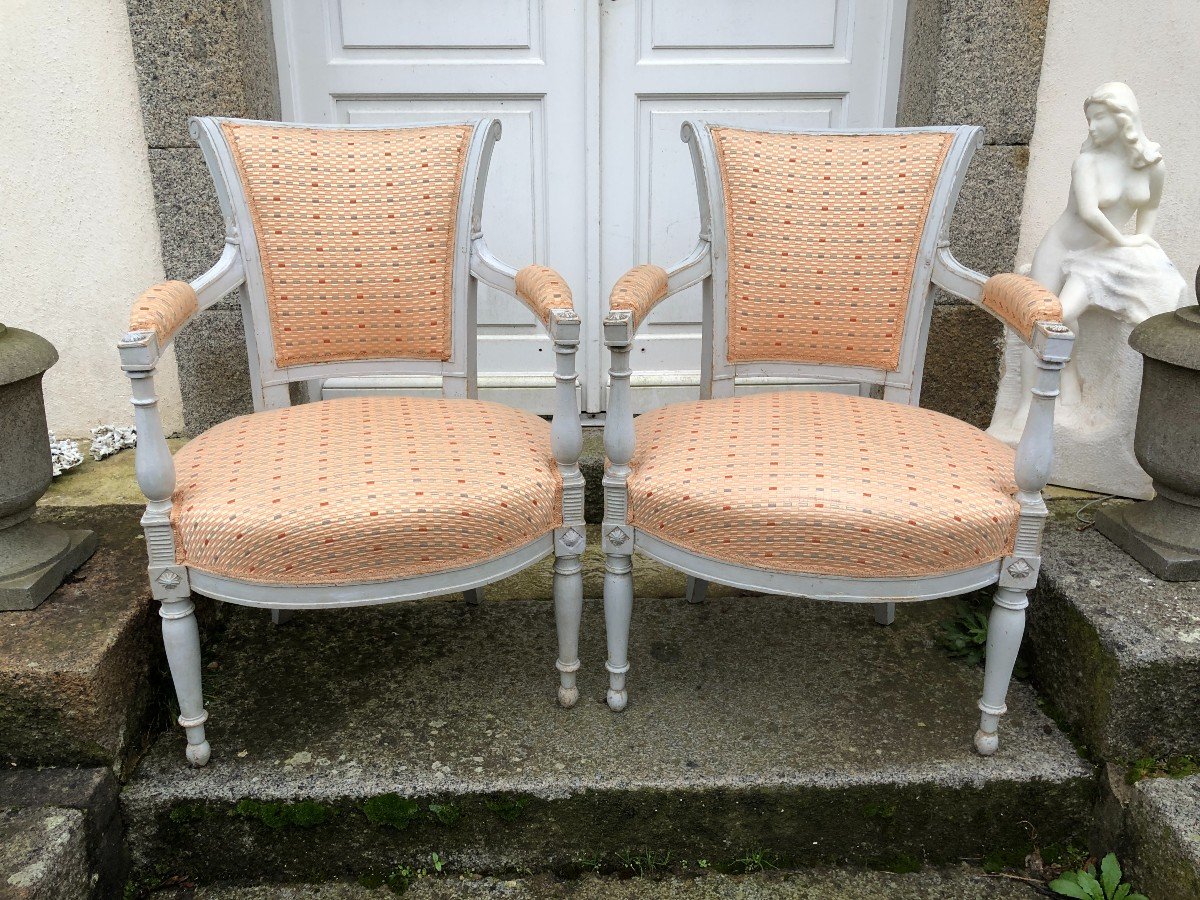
[0,0,184,436]
[1018,0,1200,302]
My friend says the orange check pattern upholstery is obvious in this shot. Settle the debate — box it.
[609,265,669,329]
[710,127,954,371]
[982,273,1063,342]
[220,122,472,367]
[514,265,574,324]
[129,281,198,344]
[628,391,1020,579]
[171,396,561,585]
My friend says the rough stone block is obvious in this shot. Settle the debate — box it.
[1127,774,1200,900]
[921,303,1004,429]
[0,507,158,773]
[125,0,281,149]
[931,0,1048,145]
[123,594,1091,883]
[147,148,228,295]
[174,309,254,436]
[0,767,126,899]
[947,144,1030,280]
[1026,500,1200,760]
[0,807,89,899]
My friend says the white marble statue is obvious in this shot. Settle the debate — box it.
[988,82,1187,499]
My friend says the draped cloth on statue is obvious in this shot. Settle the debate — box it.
[988,245,1186,499]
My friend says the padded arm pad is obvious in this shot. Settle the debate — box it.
[609,264,669,329]
[128,280,199,345]
[981,273,1063,343]
[514,265,574,324]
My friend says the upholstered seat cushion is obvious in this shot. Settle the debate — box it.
[171,397,561,585]
[628,392,1019,579]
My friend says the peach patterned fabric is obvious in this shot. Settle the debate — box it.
[609,265,669,328]
[628,391,1020,579]
[514,265,574,324]
[220,122,472,367]
[710,127,955,371]
[129,281,198,344]
[171,396,561,585]
[981,273,1063,342]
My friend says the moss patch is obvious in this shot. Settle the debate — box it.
[362,794,422,830]
[232,798,336,828]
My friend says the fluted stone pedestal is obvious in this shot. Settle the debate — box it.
[0,325,96,610]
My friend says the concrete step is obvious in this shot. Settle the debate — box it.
[0,505,163,774]
[0,767,126,899]
[150,867,1048,898]
[123,593,1092,885]
[1027,498,1200,761]
[1123,773,1200,900]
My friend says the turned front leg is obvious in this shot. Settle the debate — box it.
[975,586,1027,756]
[161,597,210,766]
[976,327,1069,755]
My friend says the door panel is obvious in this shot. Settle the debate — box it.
[270,0,907,413]
[272,0,589,412]
[599,0,907,410]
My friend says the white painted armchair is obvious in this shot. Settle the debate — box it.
[119,118,586,766]
[601,122,1074,755]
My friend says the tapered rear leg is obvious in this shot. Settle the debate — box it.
[873,602,895,626]
[685,576,709,604]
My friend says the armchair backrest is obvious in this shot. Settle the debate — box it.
[684,122,982,405]
[190,116,501,408]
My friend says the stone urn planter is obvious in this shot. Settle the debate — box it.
[0,324,96,610]
[1096,273,1200,581]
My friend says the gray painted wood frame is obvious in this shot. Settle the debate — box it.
[601,121,1075,755]
[118,117,587,766]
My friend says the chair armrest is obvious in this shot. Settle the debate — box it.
[128,281,198,347]
[609,265,669,330]
[603,240,712,347]
[932,246,1073,362]
[120,240,246,368]
[980,273,1063,343]
[514,264,575,323]
[470,238,579,341]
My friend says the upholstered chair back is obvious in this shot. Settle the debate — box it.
[216,121,473,368]
[707,126,959,373]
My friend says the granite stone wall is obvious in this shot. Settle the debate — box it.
[125,0,280,435]
[127,0,1047,434]
[900,0,1049,427]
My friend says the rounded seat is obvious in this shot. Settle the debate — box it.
[628,391,1019,580]
[170,396,561,585]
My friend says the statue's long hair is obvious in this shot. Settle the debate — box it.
[1082,82,1161,169]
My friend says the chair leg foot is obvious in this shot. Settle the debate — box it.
[463,587,483,606]
[873,602,895,626]
[685,576,708,604]
[271,608,295,626]
[161,596,211,767]
[604,551,634,712]
[974,585,1028,756]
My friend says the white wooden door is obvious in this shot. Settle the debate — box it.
[599,0,908,411]
[270,0,907,414]
[271,0,593,412]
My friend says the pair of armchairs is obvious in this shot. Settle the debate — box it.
[119,117,1071,768]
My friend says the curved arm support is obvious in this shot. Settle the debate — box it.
[470,237,577,341]
[603,240,712,347]
[932,245,1074,362]
[122,239,246,364]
